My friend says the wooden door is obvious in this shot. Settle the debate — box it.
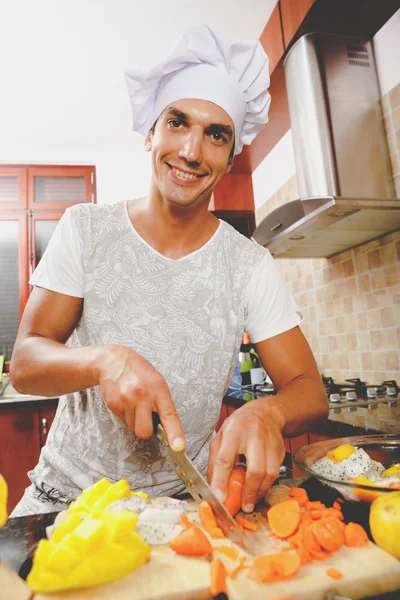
[39,400,58,448]
[0,404,41,514]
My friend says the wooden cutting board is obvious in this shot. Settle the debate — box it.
[7,501,400,600]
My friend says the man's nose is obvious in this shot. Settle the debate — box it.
[178,129,203,165]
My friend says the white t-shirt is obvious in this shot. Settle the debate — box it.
[28,201,302,501]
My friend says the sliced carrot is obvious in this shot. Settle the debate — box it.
[215,545,239,561]
[323,507,344,521]
[310,509,326,520]
[235,514,259,531]
[169,525,213,556]
[229,555,247,579]
[344,522,369,547]
[335,497,345,504]
[270,552,301,578]
[247,565,275,583]
[303,524,322,554]
[254,552,301,580]
[388,482,400,489]
[309,548,332,561]
[311,517,345,553]
[179,514,192,529]
[268,499,301,539]
[299,512,313,526]
[289,487,308,497]
[333,501,342,510]
[327,567,343,580]
[224,465,246,517]
[210,557,227,596]
[306,501,326,511]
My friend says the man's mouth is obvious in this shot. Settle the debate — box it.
[167,164,206,181]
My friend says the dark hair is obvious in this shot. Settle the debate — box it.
[149,119,235,164]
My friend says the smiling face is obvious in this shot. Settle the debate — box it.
[145,99,235,209]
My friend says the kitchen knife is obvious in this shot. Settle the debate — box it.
[152,413,257,554]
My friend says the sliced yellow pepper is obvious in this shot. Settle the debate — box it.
[0,473,8,527]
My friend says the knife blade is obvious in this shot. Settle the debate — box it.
[152,413,257,554]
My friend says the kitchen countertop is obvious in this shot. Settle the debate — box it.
[1,477,399,600]
[0,374,58,405]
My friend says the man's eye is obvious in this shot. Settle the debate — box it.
[170,120,183,128]
[210,132,225,142]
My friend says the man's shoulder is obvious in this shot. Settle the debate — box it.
[218,219,267,257]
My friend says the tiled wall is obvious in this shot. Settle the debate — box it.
[255,83,400,383]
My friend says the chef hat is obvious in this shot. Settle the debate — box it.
[125,24,271,155]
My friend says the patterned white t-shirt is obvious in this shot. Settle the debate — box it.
[28,201,302,502]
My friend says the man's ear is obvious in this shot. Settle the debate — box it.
[144,132,152,152]
[225,157,234,174]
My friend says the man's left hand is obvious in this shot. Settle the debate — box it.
[207,398,285,513]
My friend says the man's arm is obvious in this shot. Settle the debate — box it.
[10,286,185,449]
[208,326,328,511]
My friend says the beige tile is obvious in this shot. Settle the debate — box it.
[344,277,357,296]
[389,83,400,110]
[323,268,332,283]
[353,294,367,312]
[306,274,314,289]
[381,307,395,327]
[380,243,397,266]
[396,241,400,262]
[361,352,373,370]
[339,354,349,370]
[373,353,386,371]
[367,309,382,330]
[329,336,337,352]
[384,264,400,287]
[394,173,400,197]
[328,318,337,334]
[309,306,316,321]
[366,293,379,310]
[385,351,399,372]
[357,312,368,331]
[347,332,358,351]
[368,249,381,270]
[357,274,371,294]
[371,270,386,290]
[357,331,371,349]
[371,330,383,349]
[336,316,345,333]
[382,328,398,349]
[319,320,327,336]
[377,291,393,308]
[354,254,369,274]
[315,288,325,304]
[348,353,361,371]
[342,259,355,278]
[343,296,353,314]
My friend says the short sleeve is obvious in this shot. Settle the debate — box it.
[244,250,303,343]
[29,205,84,298]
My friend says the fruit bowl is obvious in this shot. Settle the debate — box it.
[293,434,400,502]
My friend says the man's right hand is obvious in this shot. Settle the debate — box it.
[98,345,185,451]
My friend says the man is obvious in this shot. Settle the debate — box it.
[10,25,328,516]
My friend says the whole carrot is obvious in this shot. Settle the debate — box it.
[224,465,246,517]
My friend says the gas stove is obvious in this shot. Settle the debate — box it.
[323,377,399,412]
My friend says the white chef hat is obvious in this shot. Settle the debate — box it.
[125,24,271,155]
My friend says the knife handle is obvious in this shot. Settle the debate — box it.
[152,412,168,444]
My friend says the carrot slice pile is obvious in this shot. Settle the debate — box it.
[169,525,213,556]
[198,500,225,539]
[267,499,301,538]
[224,465,246,517]
[210,557,227,596]
[249,551,301,582]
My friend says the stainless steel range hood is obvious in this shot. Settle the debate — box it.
[253,33,400,258]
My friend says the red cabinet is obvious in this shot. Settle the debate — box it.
[0,399,58,514]
[0,165,96,363]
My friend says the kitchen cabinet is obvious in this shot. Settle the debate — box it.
[259,3,285,75]
[0,399,58,514]
[0,165,96,362]
[280,0,315,48]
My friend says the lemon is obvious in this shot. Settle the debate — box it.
[0,474,8,527]
[381,465,400,478]
[370,491,400,559]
